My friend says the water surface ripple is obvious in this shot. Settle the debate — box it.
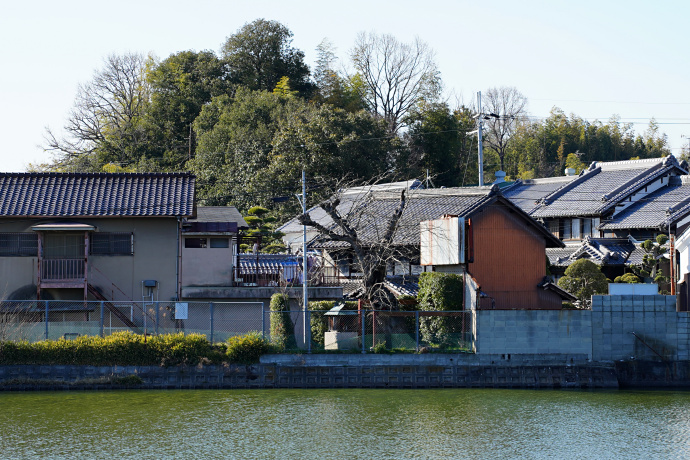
[1,389,689,459]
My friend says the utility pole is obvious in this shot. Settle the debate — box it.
[301,170,308,346]
[477,91,484,186]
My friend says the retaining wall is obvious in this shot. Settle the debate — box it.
[474,295,690,362]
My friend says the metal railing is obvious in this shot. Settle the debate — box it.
[232,263,345,287]
[41,259,85,281]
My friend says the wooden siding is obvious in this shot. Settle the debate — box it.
[468,204,562,310]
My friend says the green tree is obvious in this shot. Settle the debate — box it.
[222,19,312,96]
[631,234,669,286]
[557,259,609,307]
[243,206,285,253]
[312,38,367,112]
[417,273,464,348]
[564,152,587,174]
[405,103,462,187]
[145,50,232,169]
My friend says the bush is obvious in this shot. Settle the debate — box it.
[417,272,463,348]
[269,293,297,350]
[226,332,271,364]
[614,273,641,284]
[0,332,212,366]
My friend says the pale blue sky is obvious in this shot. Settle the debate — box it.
[1,0,688,172]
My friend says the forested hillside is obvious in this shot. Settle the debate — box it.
[40,19,672,219]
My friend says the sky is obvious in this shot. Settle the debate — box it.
[1,0,688,172]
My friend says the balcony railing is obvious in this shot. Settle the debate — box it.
[41,258,85,281]
[232,264,345,287]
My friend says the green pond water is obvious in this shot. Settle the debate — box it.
[1,389,690,459]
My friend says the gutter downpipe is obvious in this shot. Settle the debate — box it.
[176,216,181,301]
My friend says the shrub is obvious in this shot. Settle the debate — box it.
[558,259,608,307]
[0,332,212,366]
[614,273,641,284]
[417,272,463,348]
[269,293,297,349]
[226,332,271,364]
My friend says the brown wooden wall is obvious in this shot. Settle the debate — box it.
[468,204,563,310]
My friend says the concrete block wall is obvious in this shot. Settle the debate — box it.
[475,309,592,358]
[591,295,688,361]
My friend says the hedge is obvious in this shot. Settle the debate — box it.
[269,293,297,350]
[417,272,464,348]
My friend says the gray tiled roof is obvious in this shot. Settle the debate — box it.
[502,176,577,213]
[192,206,246,225]
[600,175,690,230]
[547,237,638,267]
[530,157,685,218]
[0,172,195,217]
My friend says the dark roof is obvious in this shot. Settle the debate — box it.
[547,237,638,267]
[530,157,686,218]
[184,206,248,233]
[284,185,563,250]
[502,176,577,213]
[538,279,577,301]
[0,172,194,217]
[600,175,690,230]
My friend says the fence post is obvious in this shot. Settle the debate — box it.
[261,304,265,340]
[44,300,49,340]
[100,301,104,337]
[415,311,420,351]
[155,302,160,334]
[361,309,366,354]
[306,309,311,354]
[209,302,214,343]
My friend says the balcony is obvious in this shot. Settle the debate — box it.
[39,258,86,288]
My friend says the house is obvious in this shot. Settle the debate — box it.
[281,184,573,309]
[504,156,688,243]
[0,172,194,304]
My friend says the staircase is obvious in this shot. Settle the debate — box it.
[87,284,141,333]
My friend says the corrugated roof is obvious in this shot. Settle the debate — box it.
[530,157,686,218]
[600,175,690,230]
[0,172,194,217]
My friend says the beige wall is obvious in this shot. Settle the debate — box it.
[0,217,180,301]
[181,236,235,287]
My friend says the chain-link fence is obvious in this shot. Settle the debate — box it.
[0,301,474,352]
[304,310,473,353]
[0,300,264,343]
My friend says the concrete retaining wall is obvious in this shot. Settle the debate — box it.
[475,309,592,356]
[474,295,690,362]
[0,362,617,390]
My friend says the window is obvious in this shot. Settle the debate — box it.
[91,233,133,255]
[0,233,37,256]
[571,218,581,240]
[210,238,229,248]
[583,218,592,237]
[548,220,559,238]
[184,237,207,248]
[561,219,572,239]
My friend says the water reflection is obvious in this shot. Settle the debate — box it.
[1,389,690,459]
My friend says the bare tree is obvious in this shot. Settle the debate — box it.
[299,184,409,309]
[351,32,440,135]
[44,53,151,168]
[482,86,527,171]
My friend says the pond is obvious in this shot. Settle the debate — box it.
[1,388,689,459]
